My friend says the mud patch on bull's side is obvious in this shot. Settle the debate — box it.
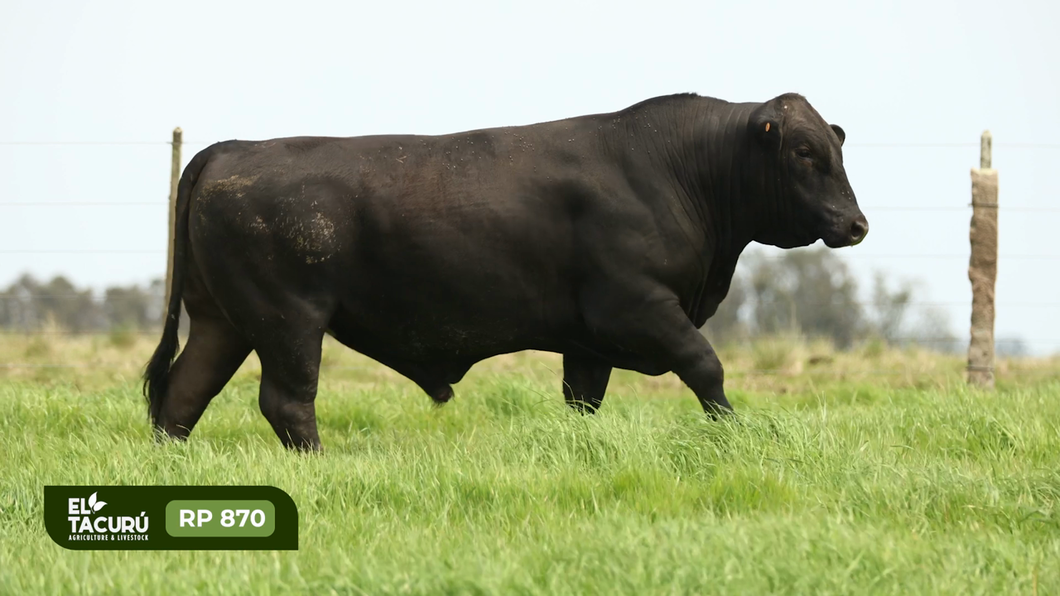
[250,216,268,234]
[284,211,337,264]
[200,174,259,201]
[195,175,259,229]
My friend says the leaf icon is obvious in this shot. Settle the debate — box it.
[87,492,106,512]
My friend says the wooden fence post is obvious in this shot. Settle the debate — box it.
[968,130,998,388]
[163,127,182,312]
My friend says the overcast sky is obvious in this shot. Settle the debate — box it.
[2,0,1058,354]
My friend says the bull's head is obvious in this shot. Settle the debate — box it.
[749,94,868,249]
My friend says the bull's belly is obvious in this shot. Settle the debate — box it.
[324,302,670,378]
[325,300,562,364]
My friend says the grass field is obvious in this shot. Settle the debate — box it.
[0,333,1058,594]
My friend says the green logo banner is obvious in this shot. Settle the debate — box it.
[44,486,298,550]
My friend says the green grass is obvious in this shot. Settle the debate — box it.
[0,339,1058,594]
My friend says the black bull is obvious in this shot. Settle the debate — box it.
[144,92,868,450]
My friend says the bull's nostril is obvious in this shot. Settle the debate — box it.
[850,218,869,245]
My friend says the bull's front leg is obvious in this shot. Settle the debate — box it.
[584,288,733,416]
[671,333,733,417]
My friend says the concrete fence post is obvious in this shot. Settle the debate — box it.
[968,130,998,388]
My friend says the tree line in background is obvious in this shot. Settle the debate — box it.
[0,248,1029,356]
[701,248,965,353]
[0,275,166,333]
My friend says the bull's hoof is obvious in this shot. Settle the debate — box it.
[567,399,600,415]
[152,425,190,445]
[429,385,454,406]
[702,402,735,422]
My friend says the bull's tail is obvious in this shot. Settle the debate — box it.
[142,146,215,426]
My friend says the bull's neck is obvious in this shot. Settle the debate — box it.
[608,97,765,262]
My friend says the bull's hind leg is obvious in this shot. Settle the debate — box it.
[562,353,612,414]
[254,325,326,451]
[158,314,252,440]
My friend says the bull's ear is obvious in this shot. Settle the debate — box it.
[749,107,782,149]
[830,124,846,146]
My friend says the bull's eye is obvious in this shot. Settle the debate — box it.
[795,147,813,161]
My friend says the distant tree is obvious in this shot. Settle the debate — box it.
[905,305,960,353]
[862,272,962,352]
[0,275,37,330]
[741,248,864,349]
[867,271,913,343]
[44,276,105,331]
[700,275,747,346]
[103,285,154,329]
